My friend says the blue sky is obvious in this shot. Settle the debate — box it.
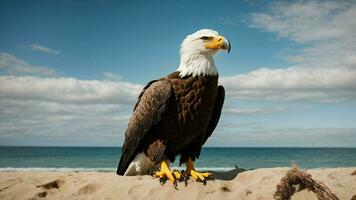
[1,0,287,80]
[1,0,356,147]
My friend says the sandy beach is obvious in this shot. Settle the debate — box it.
[0,167,355,200]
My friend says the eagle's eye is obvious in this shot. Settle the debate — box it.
[200,36,210,40]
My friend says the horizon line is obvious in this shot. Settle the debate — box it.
[1,145,355,148]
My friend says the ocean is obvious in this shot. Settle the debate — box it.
[1,147,356,172]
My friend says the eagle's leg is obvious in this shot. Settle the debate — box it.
[185,158,212,182]
[153,160,181,186]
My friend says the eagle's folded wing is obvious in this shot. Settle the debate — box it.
[117,80,173,175]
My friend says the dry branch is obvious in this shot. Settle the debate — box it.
[274,164,339,200]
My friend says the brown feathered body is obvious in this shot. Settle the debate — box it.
[117,71,225,175]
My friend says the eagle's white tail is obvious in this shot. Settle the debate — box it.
[124,153,155,176]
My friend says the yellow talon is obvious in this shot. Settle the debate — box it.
[173,170,181,180]
[201,172,211,177]
[153,160,180,186]
[155,170,164,177]
[185,158,212,182]
[190,170,199,180]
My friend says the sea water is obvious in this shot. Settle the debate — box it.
[1,147,356,171]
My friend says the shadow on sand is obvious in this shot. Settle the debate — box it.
[210,168,248,181]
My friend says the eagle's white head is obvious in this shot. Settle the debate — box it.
[177,29,230,77]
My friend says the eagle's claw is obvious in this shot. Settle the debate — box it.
[186,169,213,183]
[152,160,181,188]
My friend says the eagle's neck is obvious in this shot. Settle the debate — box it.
[176,53,217,77]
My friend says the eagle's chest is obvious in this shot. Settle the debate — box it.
[172,75,218,132]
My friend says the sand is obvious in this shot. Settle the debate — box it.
[0,167,355,200]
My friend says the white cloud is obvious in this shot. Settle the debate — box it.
[250,1,355,43]
[0,75,142,104]
[0,99,131,146]
[249,0,356,69]
[0,75,143,146]
[207,127,356,147]
[221,67,356,102]
[224,107,289,115]
[0,52,145,146]
[220,0,356,102]
[0,52,57,76]
[30,44,60,55]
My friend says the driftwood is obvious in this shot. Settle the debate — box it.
[274,164,339,200]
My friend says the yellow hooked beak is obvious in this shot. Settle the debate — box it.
[204,36,231,53]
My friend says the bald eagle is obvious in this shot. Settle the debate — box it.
[117,29,230,184]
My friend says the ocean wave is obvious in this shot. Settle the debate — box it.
[0,167,235,172]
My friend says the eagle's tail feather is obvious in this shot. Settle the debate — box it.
[123,162,137,176]
[117,152,154,176]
